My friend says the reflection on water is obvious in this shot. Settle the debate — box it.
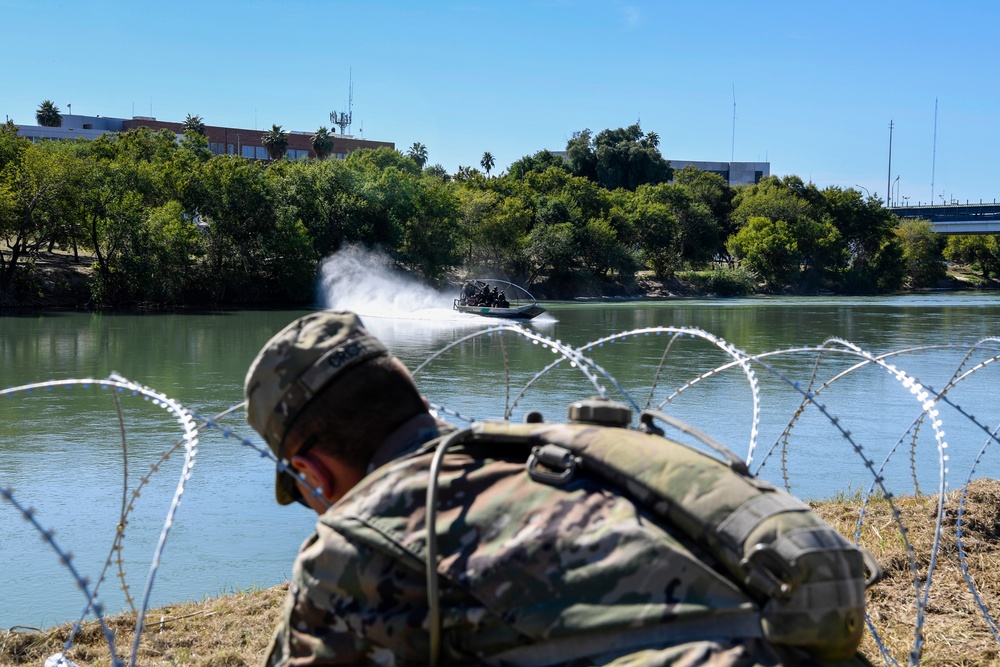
[2,291,1000,629]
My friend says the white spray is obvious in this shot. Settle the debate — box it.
[317,245,467,320]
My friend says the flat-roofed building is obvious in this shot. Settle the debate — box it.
[13,114,393,160]
[546,151,769,187]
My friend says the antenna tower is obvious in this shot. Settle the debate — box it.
[731,84,736,162]
[931,98,938,204]
[329,69,354,134]
[886,119,894,207]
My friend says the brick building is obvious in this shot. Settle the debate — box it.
[14,113,393,160]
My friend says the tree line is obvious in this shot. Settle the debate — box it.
[1,118,988,308]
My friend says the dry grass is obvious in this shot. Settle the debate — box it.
[5,480,1000,666]
[0,586,287,667]
[814,478,1000,666]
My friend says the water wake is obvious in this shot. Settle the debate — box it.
[317,245,475,322]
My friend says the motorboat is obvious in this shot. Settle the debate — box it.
[454,279,546,320]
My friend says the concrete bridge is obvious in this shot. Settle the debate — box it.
[889,202,1000,234]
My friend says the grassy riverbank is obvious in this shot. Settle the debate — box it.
[4,479,1000,667]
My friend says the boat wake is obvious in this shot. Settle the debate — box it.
[316,245,554,326]
[317,245,477,322]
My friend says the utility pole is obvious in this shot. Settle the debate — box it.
[886,120,894,208]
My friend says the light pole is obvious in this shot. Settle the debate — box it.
[891,176,899,207]
[855,184,871,199]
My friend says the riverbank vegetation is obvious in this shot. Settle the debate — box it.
[2,119,995,308]
[4,479,1000,666]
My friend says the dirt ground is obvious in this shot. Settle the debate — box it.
[0,246,93,308]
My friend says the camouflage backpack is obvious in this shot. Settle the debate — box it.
[418,397,882,665]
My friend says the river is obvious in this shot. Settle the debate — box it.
[2,280,1000,629]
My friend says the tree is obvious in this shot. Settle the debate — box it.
[594,124,672,190]
[407,142,428,168]
[895,219,945,288]
[526,222,576,286]
[576,217,632,278]
[457,189,530,277]
[673,165,734,244]
[423,164,451,182]
[480,151,495,177]
[35,100,63,128]
[566,129,598,182]
[107,200,204,304]
[454,165,481,182]
[345,146,420,176]
[398,179,463,282]
[631,200,678,278]
[727,216,800,290]
[567,124,672,191]
[632,183,722,269]
[0,138,73,295]
[819,186,896,272]
[182,114,207,136]
[198,155,313,302]
[73,129,179,305]
[177,128,212,164]
[260,125,289,161]
[730,176,813,230]
[311,126,334,160]
[0,120,22,170]
[944,233,1000,281]
[507,150,569,181]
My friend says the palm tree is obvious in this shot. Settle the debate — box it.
[642,131,660,148]
[182,114,207,135]
[260,124,289,160]
[407,142,428,168]
[311,126,334,160]
[35,100,63,127]
[480,151,495,177]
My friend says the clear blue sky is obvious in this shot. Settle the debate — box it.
[3,0,998,206]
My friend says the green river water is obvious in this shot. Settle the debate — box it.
[2,290,1000,628]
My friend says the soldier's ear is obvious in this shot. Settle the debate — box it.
[289,454,333,507]
[291,452,364,506]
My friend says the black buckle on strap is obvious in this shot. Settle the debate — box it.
[527,444,580,486]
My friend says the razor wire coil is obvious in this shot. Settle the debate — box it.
[3,330,1000,667]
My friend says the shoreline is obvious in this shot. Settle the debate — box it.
[3,248,1000,311]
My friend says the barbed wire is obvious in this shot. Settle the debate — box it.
[2,328,999,666]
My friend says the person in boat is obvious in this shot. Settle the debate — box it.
[463,282,479,306]
[497,290,509,308]
[245,311,872,667]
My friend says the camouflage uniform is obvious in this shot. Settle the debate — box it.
[263,430,867,667]
[247,313,871,667]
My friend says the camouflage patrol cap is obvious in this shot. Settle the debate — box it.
[244,311,389,504]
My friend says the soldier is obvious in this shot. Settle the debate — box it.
[245,312,872,667]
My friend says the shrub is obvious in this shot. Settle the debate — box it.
[682,266,756,296]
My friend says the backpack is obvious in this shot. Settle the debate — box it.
[425,397,882,664]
